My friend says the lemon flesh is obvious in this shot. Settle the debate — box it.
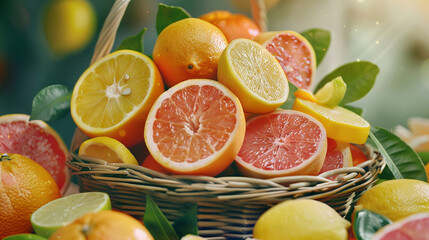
[314,76,347,107]
[293,98,370,144]
[78,136,138,165]
[31,192,111,238]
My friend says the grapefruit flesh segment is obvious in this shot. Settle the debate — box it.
[318,138,352,180]
[235,110,327,178]
[373,213,429,240]
[0,114,69,194]
[145,79,245,176]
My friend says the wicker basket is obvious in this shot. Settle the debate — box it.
[67,1,386,239]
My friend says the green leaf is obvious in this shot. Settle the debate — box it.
[315,61,379,104]
[418,151,429,165]
[116,28,147,52]
[172,204,198,238]
[343,105,363,116]
[353,209,392,240]
[156,3,191,35]
[301,28,330,66]
[370,127,427,181]
[144,194,179,240]
[30,84,71,121]
[280,81,298,109]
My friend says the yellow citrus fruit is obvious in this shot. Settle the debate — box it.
[144,79,246,176]
[408,117,429,136]
[71,50,164,147]
[292,98,370,144]
[43,0,96,55]
[217,38,289,113]
[0,153,60,239]
[78,137,138,165]
[314,76,347,107]
[253,199,351,240]
[153,18,228,87]
[49,210,153,240]
[293,88,319,103]
[354,179,429,221]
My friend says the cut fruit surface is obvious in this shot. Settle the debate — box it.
[78,136,138,165]
[235,110,327,178]
[293,88,319,103]
[31,192,111,238]
[144,79,246,176]
[217,38,288,113]
[318,138,352,180]
[0,114,69,194]
[314,76,347,107]
[372,213,429,240]
[254,30,316,89]
[293,98,370,144]
[408,117,429,136]
[71,50,164,147]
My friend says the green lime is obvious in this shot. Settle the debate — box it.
[314,76,347,107]
[3,234,47,240]
[30,192,111,238]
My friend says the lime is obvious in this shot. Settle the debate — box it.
[3,234,47,240]
[31,192,111,238]
[314,76,347,107]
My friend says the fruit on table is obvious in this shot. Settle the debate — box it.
[199,10,261,42]
[372,213,429,240]
[78,136,138,165]
[70,50,164,147]
[0,114,70,194]
[253,199,351,240]
[0,153,61,239]
[43,0,96,55]
[254,30,316,90]
[235,110,327,178]
[354,179,429,222]
[31,192,111,238]
[318,138,352,180]
[48,210,153,240]
[144,79,246,176]
[293,98,370,144]
[217,38,289,113]
[314,76,347,107]
[153,18,228,87]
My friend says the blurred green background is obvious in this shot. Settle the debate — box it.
[1,0,428,148]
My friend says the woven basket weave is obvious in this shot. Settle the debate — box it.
[67,1,386,239]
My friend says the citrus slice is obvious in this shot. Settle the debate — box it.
[293,98,370,144]
[31,192,111,238]
[0,114,70,194]
[373,213,429,240]
[235,110,327,178]
[254,30,316,89]
[408,117,429,136]
[71,50,165,147]
[393,124,413,142]
[217,38,288,113]
[144,79,246,176]
[350,144,368,166]
[318,138,352,180]
[294,88,319,103]
[314,76,347,107]
[408,135,429,152]
[78,136,138,165]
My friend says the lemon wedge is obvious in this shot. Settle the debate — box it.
[314,76,347,107]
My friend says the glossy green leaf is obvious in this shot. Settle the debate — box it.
[315,61,379,104]
[280,81,298,109]
[301,28,330,66]
[353,209,392,240]
[116,28,147,52]
[156,3,191,35]
[343,105,363,116]
[370,127,427,181]
[144,194,179,240]
[30,84,71,121]
[172,204,198,238]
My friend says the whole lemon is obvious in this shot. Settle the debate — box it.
[253,199,350,240]
[354,179,429,221]
[43,0,96,56]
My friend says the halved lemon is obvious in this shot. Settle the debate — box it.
[71,50,164,147]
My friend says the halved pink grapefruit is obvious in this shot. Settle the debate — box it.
[373,213,429,240]
[0,114,70,194]
[235,110,327,178]
[318,138,352,180]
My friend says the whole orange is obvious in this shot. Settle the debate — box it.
[152,18,228,87]
[0,153,61,239]
[49,210,154,240]
[199,10,261,42]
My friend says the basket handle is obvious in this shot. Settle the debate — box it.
[70,0,131,153]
